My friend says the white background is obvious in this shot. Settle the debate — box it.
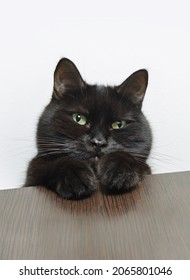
[0,0,190,190]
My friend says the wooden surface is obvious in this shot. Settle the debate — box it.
[0,171,190,260]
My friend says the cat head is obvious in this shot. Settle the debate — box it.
[37,58,152,162]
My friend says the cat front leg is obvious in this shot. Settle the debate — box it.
[24,157,97,200]
[97,152,150,194]
[52,158,97,199]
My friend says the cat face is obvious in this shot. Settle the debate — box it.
[37,58,152,163]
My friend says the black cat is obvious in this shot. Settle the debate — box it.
[24,58,152,199]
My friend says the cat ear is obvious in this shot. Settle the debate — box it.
[117,69,148,106]
[53,58,85,99]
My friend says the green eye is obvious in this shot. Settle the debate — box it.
[111,120,126,130]
[72,113,87,126]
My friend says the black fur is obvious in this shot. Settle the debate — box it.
[24,58,152,199]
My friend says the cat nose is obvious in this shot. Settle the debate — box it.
[90,137,107,148]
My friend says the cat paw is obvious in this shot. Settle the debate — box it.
[97,152,147,194]
[54,160,97,200]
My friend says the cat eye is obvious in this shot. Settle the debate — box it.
[111,120,126,130]
[72,113,87,126]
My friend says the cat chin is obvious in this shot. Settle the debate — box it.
[94,156,99,162]
[87,156,101,173]
[89,156,100,164]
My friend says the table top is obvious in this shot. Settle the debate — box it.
[0,171,190,260]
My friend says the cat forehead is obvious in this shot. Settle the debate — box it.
[59,84,126,116]
[95,85,107,93]
[83,85,127,117]
[85,85,117,104]
[88,84,116,98]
